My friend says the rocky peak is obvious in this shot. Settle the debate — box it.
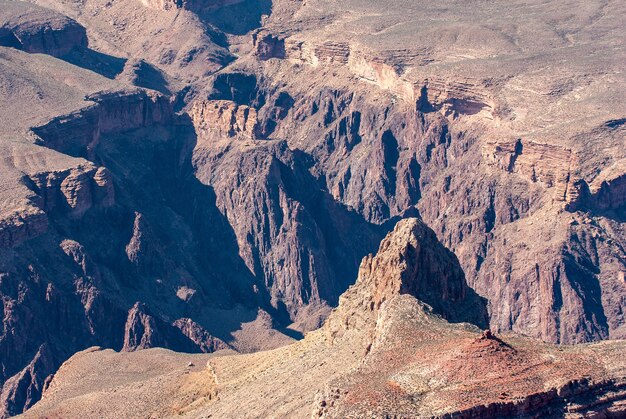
[326,218,488,340]
[122,303,210,354]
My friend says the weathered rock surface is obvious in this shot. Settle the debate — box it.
[191,135,385,324]
[207,0,626,348]
[325,219,488,341]
[0,43,379,418]
[18,219,626,418]
[190,99,259,140]
[0,1,87,57]
[211,62,623,345]
[0,47,233,416]
[484,139,576,202]
[32,90,173,159]
[0,0,625,416]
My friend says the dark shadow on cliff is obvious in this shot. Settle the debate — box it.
[198,0,272,35]
[562,244,609,341]
[208,72,266,107]
[271,146,388,308]
[11,110,277,381]
[122,59,172,95]
[2,103,453,416]
[61,47,127,79]
[86,114,272,341]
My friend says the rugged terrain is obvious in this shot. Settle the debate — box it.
[19,220,626,418]
[0,0,624,416]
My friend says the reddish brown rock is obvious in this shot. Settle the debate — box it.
[253,31,286,60]
[91,167,115,208]
[190,100,260,140]
[326,218,488,341]
[18,218,626,419]
[0,0,625,416]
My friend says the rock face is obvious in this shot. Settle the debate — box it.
[190,100,259,140]
[0,205,48,249]
[0,56,383,417]
[0,83,232,417]
[0,1,87,57]
[0,0,625,416]
[191,134,385,324]
[484,139,576,202]
[325,219,488,340]
[32,90,173,159]
[568,161,626,212]
[121,303,228,353]
[18,218,626,418]
[228,68,623,345]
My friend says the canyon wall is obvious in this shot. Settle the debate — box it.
[212,52,625,345]
[1,0,625,416]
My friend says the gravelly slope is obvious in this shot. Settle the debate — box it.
[0,0,624,416]
[19,220,626,418]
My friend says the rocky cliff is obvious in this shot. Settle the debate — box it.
[0,0,625,416]
[325,219,488,342]
[18,219,626,418]
[209,59,624,345]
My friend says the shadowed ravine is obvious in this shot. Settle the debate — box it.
[0,0,625,417]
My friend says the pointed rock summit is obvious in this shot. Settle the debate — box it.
[17,220,626,419]
[327,218,488,340]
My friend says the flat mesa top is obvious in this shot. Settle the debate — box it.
[0,48,122,139]
[268,0,624,140]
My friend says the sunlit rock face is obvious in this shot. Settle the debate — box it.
[17,218,626,419]
[0,0,625,416]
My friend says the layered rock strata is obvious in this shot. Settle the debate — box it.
[18,219,626,418]
[1,0,625,416]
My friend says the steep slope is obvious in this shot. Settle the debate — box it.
[196,0,626,344]
[11,0,626,347]
[0,1,87,56]
[0,0,625,416]
[0,3,382,416]
[19,219,626,418]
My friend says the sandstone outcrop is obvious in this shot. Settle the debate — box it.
[190,100,259,140]
[0,162,116,249]
[252,32,286,60]
[484,139,575,203]
[568,161,626,212]
[588,170,626,211]
[325,218,488,341]
[91,167,115,208]
[0,204,48,249]
[32,90,173,159]
[418,77,495,117]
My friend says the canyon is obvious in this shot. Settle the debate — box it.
[0,0,624,417]
[18,220,626,418]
